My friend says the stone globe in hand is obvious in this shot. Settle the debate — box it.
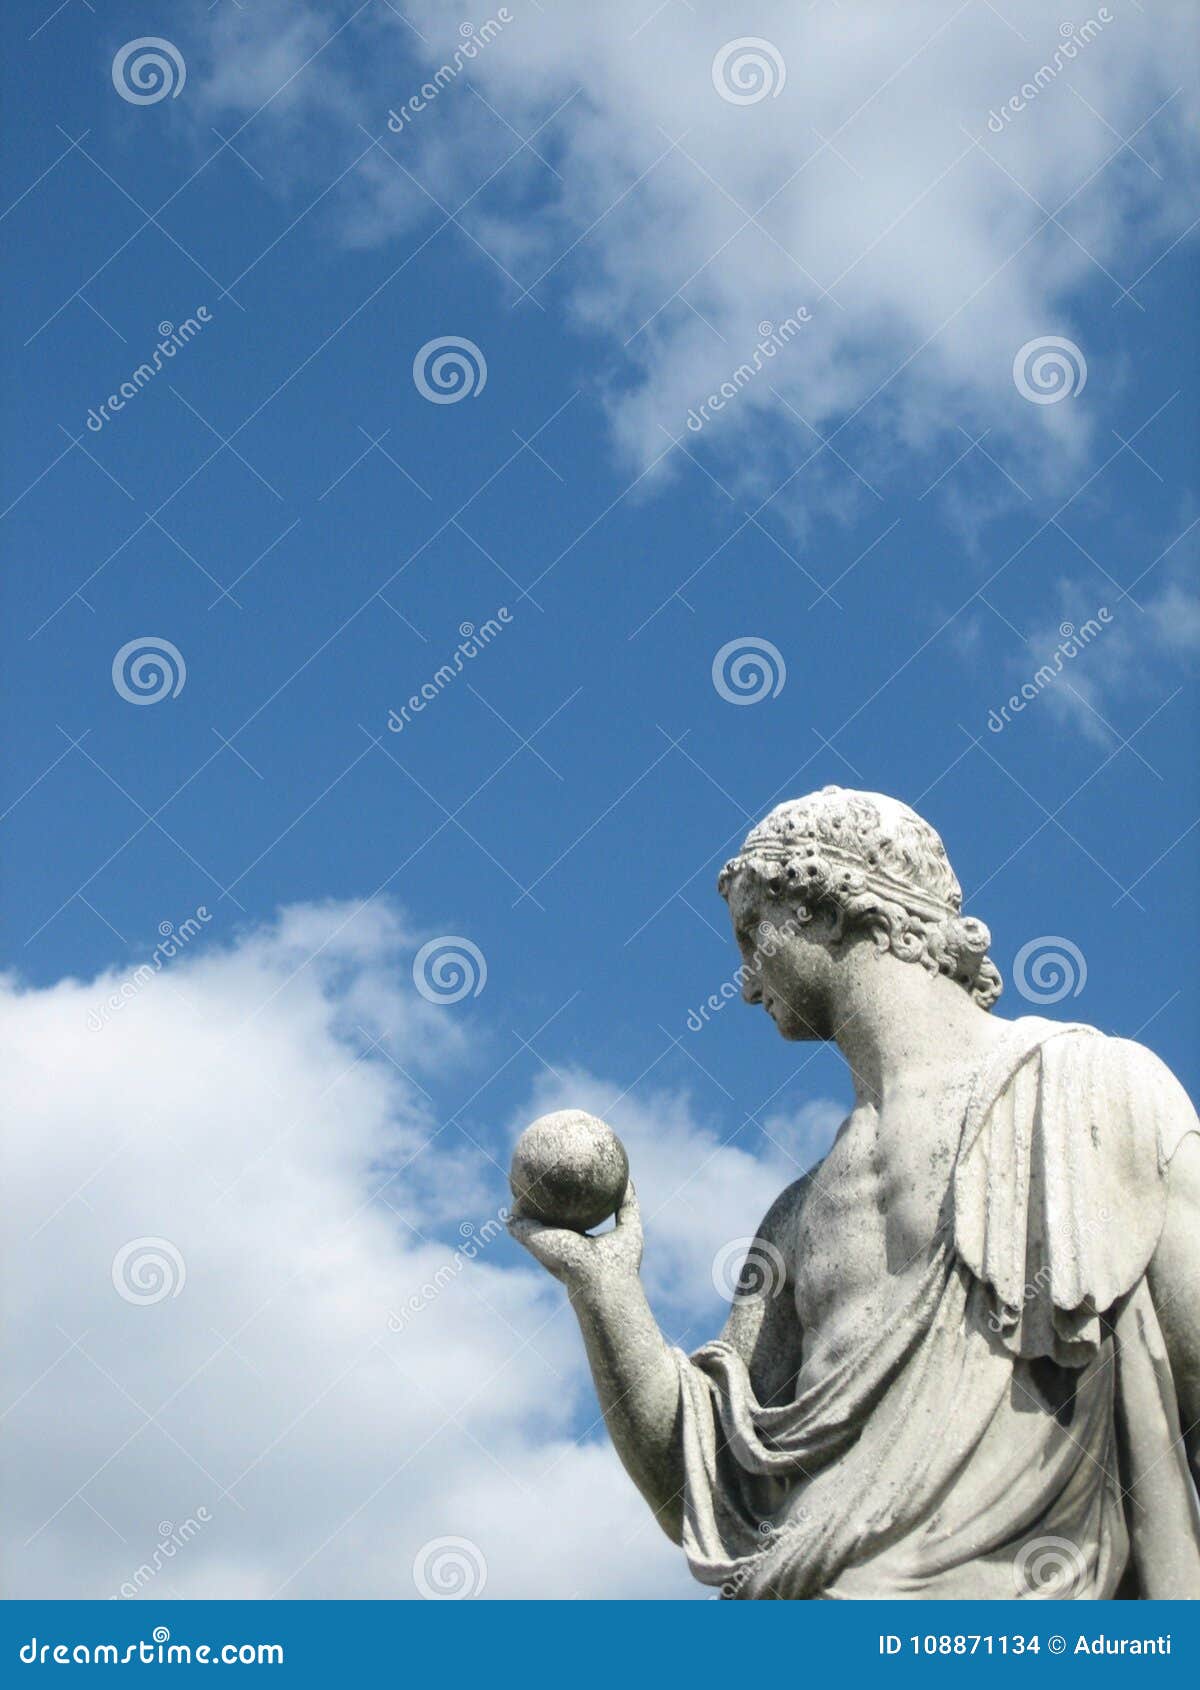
[509,1110,630,1232]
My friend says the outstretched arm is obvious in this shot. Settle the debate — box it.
[510,1186,687,1541]
[510,1179,806,1542]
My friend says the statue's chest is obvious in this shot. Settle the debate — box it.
[790,1097,965,1339]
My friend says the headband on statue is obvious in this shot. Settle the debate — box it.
[718,787,966,926]
[723,834,961,924]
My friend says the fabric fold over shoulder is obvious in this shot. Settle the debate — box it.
[953,1020,1200,1368]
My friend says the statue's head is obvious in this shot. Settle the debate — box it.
[719,786,1001,1039]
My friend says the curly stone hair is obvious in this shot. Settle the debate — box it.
[718,786,1003,1010]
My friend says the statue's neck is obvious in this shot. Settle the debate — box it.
[830,956,1002,1108]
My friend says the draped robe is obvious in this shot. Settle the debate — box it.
[674,1018,1200,1599]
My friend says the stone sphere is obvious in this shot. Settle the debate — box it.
[509,1111,629,1232]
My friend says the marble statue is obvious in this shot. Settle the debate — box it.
[509,786,1200,1598]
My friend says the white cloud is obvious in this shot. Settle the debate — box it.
[1000,504,1200,744]
[1,902,834,1599]
[194,0,1199,512]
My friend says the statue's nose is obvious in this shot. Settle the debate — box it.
[742,968,762,1004]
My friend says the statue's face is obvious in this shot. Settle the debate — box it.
[727,878,839,1042]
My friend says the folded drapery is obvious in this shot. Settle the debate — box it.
[675,1019,1200,1599]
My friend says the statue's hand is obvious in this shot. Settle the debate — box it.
[508,1182,643,1291]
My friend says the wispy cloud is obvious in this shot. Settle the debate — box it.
[984,503,1200,744]
[192,0,1199,513]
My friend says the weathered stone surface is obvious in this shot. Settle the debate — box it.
[510,788,1200,1599]
[510,1110,629,1232]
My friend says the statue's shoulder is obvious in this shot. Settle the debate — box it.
[993,1014,1177,1077]
[999,1015,1199,1161]
[994,1010,1101,1045]
[955,1019,1198,1344]
[1010,1014,1189,1085]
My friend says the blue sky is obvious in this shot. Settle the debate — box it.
[2,0,1197,1599]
